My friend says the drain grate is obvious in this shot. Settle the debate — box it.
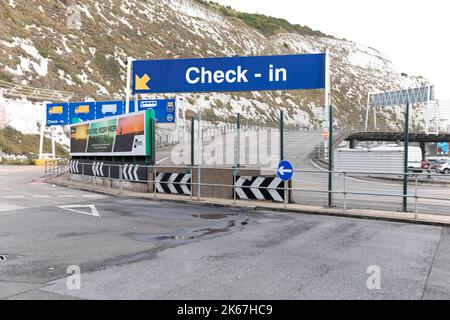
[0,255,6,261]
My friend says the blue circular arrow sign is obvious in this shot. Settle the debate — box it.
[277,160,294,181]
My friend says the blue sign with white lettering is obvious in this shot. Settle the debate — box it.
[46,103,69,126]
[128,99,176,123]
[277,160,294,181]
[438,142,449,155]
[69,102,96,124]
[48,99,175,125]
[132,54,326,94]
[95,100,124,120]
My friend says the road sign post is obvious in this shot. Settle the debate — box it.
[236,113,241,167]
[403,102,410,212]
[280,110,284,162]
[328,105,334,207]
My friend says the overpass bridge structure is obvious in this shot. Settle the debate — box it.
[345,131,450,143]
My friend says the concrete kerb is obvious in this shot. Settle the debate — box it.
[47,178,450,228]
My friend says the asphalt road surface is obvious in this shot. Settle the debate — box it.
[1,165,450,299]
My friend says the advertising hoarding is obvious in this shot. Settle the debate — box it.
[70,110,151,156]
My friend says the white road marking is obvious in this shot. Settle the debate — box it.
[156,156,170,165]
[82,194,105,198]
[57,204,101,218]
[57,195,78,198]
[33,195,51,199]
[4,195,26,199]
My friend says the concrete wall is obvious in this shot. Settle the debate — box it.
[68,166,286,201]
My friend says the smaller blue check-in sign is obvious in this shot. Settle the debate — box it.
[277,160,294,181]
[46,103,69,125]
[95,101,124,120]
[129,99,176,123]
[69,102,96,124]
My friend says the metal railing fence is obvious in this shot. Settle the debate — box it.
[44,162,450,216]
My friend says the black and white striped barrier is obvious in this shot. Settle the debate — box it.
[69,160,79,174]
[92,162,104,177]
[122,164,140,181]
[234,176,285,202]
[68,161,148,182]
[155,173,191,196]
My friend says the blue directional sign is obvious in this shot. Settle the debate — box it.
[132,54,326,94]
[128,99,176,123]
[277,160,294,181]
[438,142,449,155]
[46,103,69,126]
[48,99,176,125]
[69,102,96,124]
[95,100,124,120]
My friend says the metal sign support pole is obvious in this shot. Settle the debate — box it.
[51,126,56,159]
[236,113,241,167]
[191,117,195,166]
[125,57,134,114]
[325,50,333,207]
[403,101,410,212]
[365,94,371,132]
[39,109,45,159]
[280,110,284,161]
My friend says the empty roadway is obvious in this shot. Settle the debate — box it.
[1,165,450,299]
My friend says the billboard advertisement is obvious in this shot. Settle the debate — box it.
[70,110,151,156]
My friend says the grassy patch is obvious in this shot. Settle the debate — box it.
[0,126,68,158]
[194,1,332,38]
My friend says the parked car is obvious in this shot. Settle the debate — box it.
[421,159,439,172]
[437,159,450,174]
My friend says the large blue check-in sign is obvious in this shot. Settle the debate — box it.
[132,54,326,94]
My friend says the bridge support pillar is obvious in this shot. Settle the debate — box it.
[349,139,358,149]
[420,142,426,161]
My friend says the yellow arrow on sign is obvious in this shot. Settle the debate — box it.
[135,74,150,90]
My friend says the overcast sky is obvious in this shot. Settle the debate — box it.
[214,0,450,100]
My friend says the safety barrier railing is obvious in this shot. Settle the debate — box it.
[49,163,450,216]
[44,159,69,177]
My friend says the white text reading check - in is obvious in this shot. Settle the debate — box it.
[185,66,249,84]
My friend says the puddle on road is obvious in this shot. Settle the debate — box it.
[192,213,238,219]
[130,217,251,243]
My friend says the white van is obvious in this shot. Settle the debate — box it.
[371,146,423,172]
